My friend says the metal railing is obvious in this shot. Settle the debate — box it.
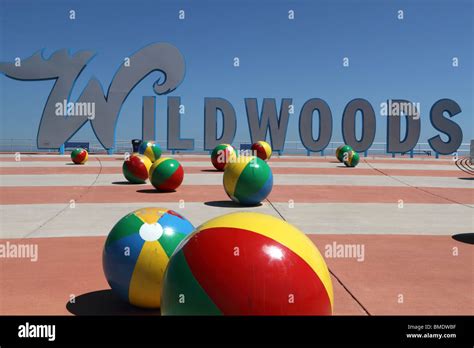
[0,138,470,157]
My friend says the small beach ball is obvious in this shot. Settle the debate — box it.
[343,150,360,167]
[251,140,272,161]
[223,156,273,206]
[71,148,88,164]
[336,144,353,163]
[149,157,184,192]
[211,144,238,171]
[139,141,162,162]
[122,154,152,184]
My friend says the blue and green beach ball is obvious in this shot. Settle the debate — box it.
[343,150,360,167]
[223,156,273,205]
[102,207,194,308]
[336,144,354,163]
[138,140,162,162]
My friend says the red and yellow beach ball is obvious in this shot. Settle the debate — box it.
[160,212,334,315]
[149,157,184,191]
[122,154,152,184]
[71,148,88,164]
[211,144,238,171]
[251,140,272,161]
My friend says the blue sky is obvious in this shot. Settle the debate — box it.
[0,0,472,150]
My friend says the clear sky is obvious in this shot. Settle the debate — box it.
[0,0,472,150]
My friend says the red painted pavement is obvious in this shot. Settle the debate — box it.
[0,235,471,315]
[0,166,467,178]
[308,235,473,315]
[1,185,472,205]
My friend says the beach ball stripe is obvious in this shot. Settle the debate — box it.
[194,213,334,309]
[71,148,88,164]
[251,141,272,161]
[161,212,333,315]
[103,208,194,308]
[162,250,222,315]
[149,157,184,191]
[223,156,273,205]
[335,145,343,159]
[153,212,194,256]
[122,154,152,183]
[139,141,162,162]
[105,232,145,302]
[128,240,169,307]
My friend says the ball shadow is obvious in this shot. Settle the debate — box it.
[200,169,221,172]
[66,289,160,316]
[136,189,176,194]
[204,200,262,208]
[65,163,84,165]
[451,233,474,245]
[112,181,144,185]
[458,177,474,180]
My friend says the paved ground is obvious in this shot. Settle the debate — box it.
[0,153,473,315]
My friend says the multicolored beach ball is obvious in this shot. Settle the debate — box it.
[138,140,162,162]
[251,140,272,161]
[102,207,195,308]
[336,144,353,163]
[122,154,152,184]
[149,157,184,191]
[160,212,334,315]
[70,148,88,164]
[211,144,238,171]
[343,150,360,167]
[223,156,273,205]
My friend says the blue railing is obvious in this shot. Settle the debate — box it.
[0,138,470,158]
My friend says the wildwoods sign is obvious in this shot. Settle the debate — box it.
[0,43,463,154]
